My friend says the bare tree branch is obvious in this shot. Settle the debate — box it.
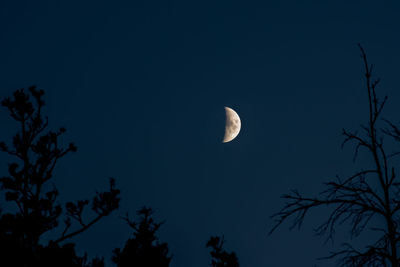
[270,45,400,266]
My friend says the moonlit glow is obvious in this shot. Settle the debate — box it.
[223,107,241,143]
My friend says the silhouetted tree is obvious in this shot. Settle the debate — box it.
[206,236,239,267]
[270,46,400,267]
[0,87,120,266]
[112,207,171,267]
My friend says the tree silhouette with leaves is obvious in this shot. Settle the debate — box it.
[0,87,120,266]
[112,207,171,267]
[270,45,400,267]
[206,235,239,267]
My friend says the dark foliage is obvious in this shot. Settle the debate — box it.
[270,46,400,266]
[0,87,120,266]
[112,207,171,267]
[206,236,239,267]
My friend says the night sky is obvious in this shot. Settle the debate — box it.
[1,1,400,266]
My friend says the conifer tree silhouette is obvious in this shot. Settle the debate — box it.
[0,87,120,266]
[112,207,171,267]
[270,46,400,266]
[206,236,239,267]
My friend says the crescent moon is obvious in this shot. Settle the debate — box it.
[223,107,241,143]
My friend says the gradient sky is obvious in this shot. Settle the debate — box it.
[1,1,400,266]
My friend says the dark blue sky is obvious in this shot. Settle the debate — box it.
[1,1,400,266]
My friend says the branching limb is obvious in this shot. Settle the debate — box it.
[54,178,120,244]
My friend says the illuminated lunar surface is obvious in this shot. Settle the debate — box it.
[223,107,241,143]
